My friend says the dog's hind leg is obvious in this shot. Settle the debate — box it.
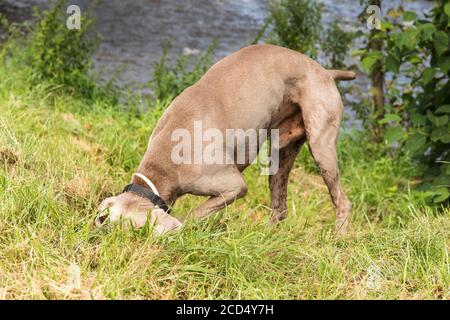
[298,86,352,235]
[269,138,304,224]
[192,168,247,220]
[269,107,306,223]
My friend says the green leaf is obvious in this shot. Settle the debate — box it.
[429,114,449,127]
[421,67,437,85]
[385,54,400,73]
[379,113,402,124]
[380,21,394,31]
[407,55,422,65]
[434,31,449,56]
[436,104,450,114]
[351,49,366,56]
[372,31,387,40]
[403,11,417,21]
[362,56,379,73]
[398,28,419,51]
[368,50,384,59]
[431,126,450,142]
[432,187,450,203]
[361,51,383,73]
[385,126,404,144]
[445,3,450,17]
[405,132,426,153]
[441,134,450,143]
[438,56,450,73]
[410,112,427,126]
[419,23,436,41]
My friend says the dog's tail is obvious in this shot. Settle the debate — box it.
[327,69,357,81]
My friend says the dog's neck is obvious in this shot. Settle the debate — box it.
[134,161,178,205]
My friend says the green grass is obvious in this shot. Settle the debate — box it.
[0,45,449,300]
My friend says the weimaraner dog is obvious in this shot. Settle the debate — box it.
[96,44,356,235]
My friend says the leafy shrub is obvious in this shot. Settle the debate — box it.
[356,1,450,204]
[150,42,217,103]
[23,0,112,100]
[266,0,353,68]
[267,0,323,58]
[321,21,355,69]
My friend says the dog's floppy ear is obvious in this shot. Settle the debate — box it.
[150,208,182,236]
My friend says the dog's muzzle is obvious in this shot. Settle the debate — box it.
[94,182,171,228]
[94,210,109,227]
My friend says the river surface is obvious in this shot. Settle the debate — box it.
[2,0,434,98]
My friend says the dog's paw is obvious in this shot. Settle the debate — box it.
[335,217,349,236]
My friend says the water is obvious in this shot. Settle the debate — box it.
[82,0,268,92]
[2,0,433,95]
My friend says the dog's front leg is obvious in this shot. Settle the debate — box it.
[192,169,247,219]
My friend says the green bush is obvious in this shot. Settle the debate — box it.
[151,42,217,103]
[267,0,323,58]
[321,22,355,69]
[266,0,353,68]
[22,1,113,100]
[356,1,450,204]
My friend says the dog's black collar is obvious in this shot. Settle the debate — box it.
[122,183,171,214]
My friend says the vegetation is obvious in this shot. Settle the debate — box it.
[268,0,450,204]
[0,1,448,299]
[267,0,353,68]
[359,0,386,139]
[268,0,323,58]
[151,41,217,103]
[356,0,450,204]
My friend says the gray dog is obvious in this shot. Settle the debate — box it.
[96,44,356,235]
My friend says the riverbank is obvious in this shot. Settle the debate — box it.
[1,37,448,299]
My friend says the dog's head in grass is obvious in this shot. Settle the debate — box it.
[95,192,181,235]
